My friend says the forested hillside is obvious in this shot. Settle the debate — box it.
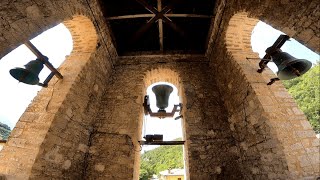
[139,141,184,180]
[0,122,11,140]
[282,64,320,133]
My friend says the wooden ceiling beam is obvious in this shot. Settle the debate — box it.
[107,14,154,20]
[135,0,158,14]
[166,14,211,18]
[158,0,164,51]
[107,14,211,20]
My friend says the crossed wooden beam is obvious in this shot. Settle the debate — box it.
[107,0,211,51]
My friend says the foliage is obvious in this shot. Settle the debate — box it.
[0,122,11,140]
[139,139,184,180]
[282,63,320,133]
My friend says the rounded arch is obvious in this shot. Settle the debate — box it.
[143,68,181,96]
[225,12,259,56]
[0,15,100,179]
[220,12,319,179]
[63,15,98,55]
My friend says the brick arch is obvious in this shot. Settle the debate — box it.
[253,1,320,54]
[225,12,258,55]
[0,15,105,179]
[207,10,319,179]
[63,15,97,55]
[143,68,181,94]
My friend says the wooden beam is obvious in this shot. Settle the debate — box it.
[166,14,211,18]
[107,14,154,20]
[107,14,211,20]
[24,41,63,79]
[135,0,158,14]
[129,1,171,45]
[157,0,164,51]
[139,141,185,145]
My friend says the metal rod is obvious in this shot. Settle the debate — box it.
[107,14,211,20]
[158,0,164,51]
[139,141,185,145]
[38,72,56,87]
[267,78,280,85]
[24,41,63,79]
[246,57,272,61]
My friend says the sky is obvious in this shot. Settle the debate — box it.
[0,24,73,129]
[142,82,182,152]
[0,21,318,147]
[251,21,319,71]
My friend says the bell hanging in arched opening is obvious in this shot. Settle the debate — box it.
[9,59,44,85]
[152,84,173,112]
[271,51,312,80]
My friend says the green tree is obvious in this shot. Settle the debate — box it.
[139,139,184,180]
[0,122,11,140]
[282,63,320,133]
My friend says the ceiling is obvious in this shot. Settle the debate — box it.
[98,0,216,55]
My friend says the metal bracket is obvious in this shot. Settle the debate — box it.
[267,78,280,85]
[143,95,182,119]
[24,41,63,87]
[257,34,290,73]
[139,140,185,145]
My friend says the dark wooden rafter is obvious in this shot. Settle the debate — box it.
[111,0,211,51]
[107,14,211,20]
[129,0,186,46]
[136,0,158,14]
[157,0,164,51]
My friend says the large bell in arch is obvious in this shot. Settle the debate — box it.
[9,59,44,85]
[271,51,312,80]
[152,84,173,112]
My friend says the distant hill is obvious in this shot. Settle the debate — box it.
[139,138,184,180]
[0,122,11,140]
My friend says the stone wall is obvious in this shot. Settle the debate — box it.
[206,8,319,179]
[83,55,244,179]
[0,0,117,177]
[0,0,319,179]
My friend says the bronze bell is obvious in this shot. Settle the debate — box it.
[271,51,312,80]
[9,59,44,85]
[152,84,173,112]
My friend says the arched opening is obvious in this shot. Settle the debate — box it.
[0,24,72,140]
[0,15,100,179]
[221,12,319,179]
[251,21,320,135]
[140,68,188,180]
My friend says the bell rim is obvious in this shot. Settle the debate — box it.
[277,59,312,80]
[9,67,40,85]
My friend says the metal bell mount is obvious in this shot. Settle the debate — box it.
[257,35,312,85]
[143,84,182,119]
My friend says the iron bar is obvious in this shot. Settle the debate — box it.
[139,141,185,145]
[24,41,63,79]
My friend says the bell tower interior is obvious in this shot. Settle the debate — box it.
[0,0,319,179]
